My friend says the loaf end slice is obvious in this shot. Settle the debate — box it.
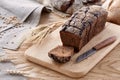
[48,45,74,63]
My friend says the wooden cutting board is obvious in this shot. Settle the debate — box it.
[25,22,120,78]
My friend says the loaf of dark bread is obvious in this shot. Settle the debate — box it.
[60,5,108,52]
[51,0,102,14]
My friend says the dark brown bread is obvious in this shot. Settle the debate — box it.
[60,5,108,52]
[51,0,102,14]
[48,46,74,63]
[51,0,75,14]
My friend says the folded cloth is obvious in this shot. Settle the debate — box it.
[0,0,51,50]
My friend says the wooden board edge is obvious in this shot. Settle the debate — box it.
[24,39,120,78]
[24,52,86,78]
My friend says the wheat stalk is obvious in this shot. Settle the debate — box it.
[26,21,64,44]
[5,69,29,76]
[0,57,16,62]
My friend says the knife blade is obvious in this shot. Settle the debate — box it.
[76,36,117,63]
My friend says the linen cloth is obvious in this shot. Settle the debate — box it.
[0,0,50,51]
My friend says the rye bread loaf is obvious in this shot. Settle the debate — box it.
[60,5,108,52]
[51,0,102,14]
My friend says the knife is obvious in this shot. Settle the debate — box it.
[76,36,117,63]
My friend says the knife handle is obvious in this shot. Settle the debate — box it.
[93,36,117,50]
